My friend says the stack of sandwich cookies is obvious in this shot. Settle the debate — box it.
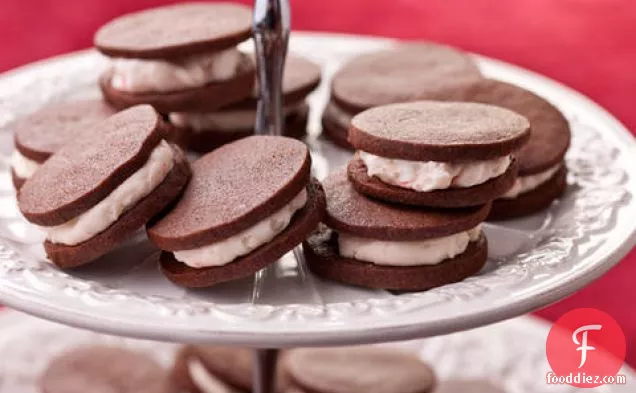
[18,105,191,268]
[10,100,116,190]
[323,43,482,149]
[281,347,436,393]
[347,101,530,208]
[431,79,570,219]
[96,3,255,113]
[304,170,490,291]
[169,55,321,153]
[172,345,289,393]
[147,136,326,288]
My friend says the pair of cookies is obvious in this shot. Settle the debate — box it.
[146,136,326,288]
[18,105,191,268]
[325,44,570,219]
[172,345,436,393]
[96,3,321,153]
[306,101,531,291]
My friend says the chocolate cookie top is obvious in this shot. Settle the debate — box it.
[332,43,482,112]
[148,136,311,250]
[12,100,117,162]
[40,346,176,393]
[94,3,252,59]
[432,79,570,174]
[19,105,163,226]
[225,54,322,109]
[323,170,490,240]
[283,347,436,393]
[349,101,531,161]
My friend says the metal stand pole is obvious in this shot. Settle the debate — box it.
[252,348,280,393]
[251,1,289,391]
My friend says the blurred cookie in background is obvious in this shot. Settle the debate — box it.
[169,54,321,153]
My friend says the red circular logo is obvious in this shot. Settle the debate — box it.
[546,308,626,388]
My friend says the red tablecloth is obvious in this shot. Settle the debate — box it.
[1,0,635,365]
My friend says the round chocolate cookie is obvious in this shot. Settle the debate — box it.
[94,3,252,59]
[99,54,256,113]
[346,101,530,208]
[147,136,326,288]
[332,42,482,113]
[171,54,321,152]
[303,170,489,291]
[281,347,436,393]
[18,105,191,268]
[322,42,482,150]
[41,346,177,393]
[172,345,289,393]
[349,101,530,161]
[10,100,116,190]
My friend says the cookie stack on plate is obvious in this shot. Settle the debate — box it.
[146,135,326,288]
[305,101,531,291]
[95,2,321,153]
[323,45,571,220]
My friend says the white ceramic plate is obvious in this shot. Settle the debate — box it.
[0,33,635,346]
[0,310,633,393]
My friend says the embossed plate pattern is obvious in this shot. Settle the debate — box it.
[0,33,635,346]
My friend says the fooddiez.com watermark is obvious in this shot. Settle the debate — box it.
[545,308,628,388]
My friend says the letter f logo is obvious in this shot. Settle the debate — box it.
[572,324,602,368]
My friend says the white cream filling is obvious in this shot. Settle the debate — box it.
[188,359,239,393]
[501,164,562,199]
[174,190,308,267]
[11,150,40,179]
[109,48,242,93]
[169,102,309,132]
[338,225,482,266]
[360,151,511,192]
[45,141,174,245]
[324,101,354,127]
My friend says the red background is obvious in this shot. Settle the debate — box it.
[1,0,635,365]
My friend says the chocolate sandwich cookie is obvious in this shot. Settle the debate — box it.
[41,346,178,393]
[9,100,116,190]
[147,136,326,288]
[281,347,436,393]
[347,101,530,208]
[172,345,289,393]
[170,54,321,153]
[431,79,570,219]
[96,3,255,113]
[18,105,191,268]
[323,42,482,149]
[303,170,490,291]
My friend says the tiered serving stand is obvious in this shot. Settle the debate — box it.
[0,1,635,392]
